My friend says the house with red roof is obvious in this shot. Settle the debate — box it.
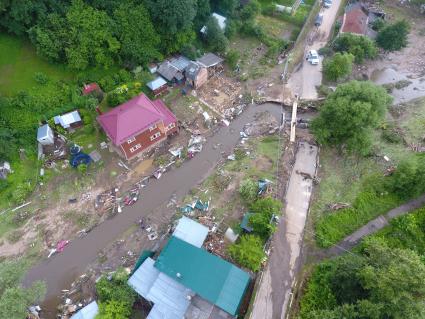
[340,3,369,36]
[97,93,178,160]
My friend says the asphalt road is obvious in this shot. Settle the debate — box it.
[250,142,318,319]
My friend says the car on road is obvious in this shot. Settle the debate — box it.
[315,13,323,26]
[306,50,320,65]
[323,0,332,8]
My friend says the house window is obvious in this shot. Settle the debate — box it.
[127,137,136,144]
[149,124,157,132]
[150,132,161,141]
[168,122,175,129]
[130,144,141,153]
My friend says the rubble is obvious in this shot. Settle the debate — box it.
[243,112,279,136]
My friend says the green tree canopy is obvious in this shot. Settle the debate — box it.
[333,33,377,63]
[228,235,265,271]
[311,81,392,155]
[250,197,283,219]
[249,212,276,239]
[204,15,228,53]
[113,3,161,67]
[145,0,197,35]
[194,0,211,29]
[377,20,410,51]
[391,154,425,199]
[323,52,354,81]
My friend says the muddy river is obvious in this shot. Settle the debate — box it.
[24,103,293,317]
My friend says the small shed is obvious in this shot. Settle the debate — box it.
[185,62,208,89]
[157,62,183,83]
[196,53,224,78]
[200,13,227,34]
[148,63,158,74]
[173,216,209,248]
[37,124,54,146]
[146,77,168,96]
[54,110,82,129]
[70,301,98,319]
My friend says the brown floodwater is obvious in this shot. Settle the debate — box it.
[23,103,289,318]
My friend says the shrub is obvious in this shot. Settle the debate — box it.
[34,72,49,85]
[391,155,425,199]
[249,212,276,239]
[228,235,265,272]
[372,18,386,31]
[239,179,257,203]
[226,50,240,70]
[250,197,283,219]
[97,300,132,319]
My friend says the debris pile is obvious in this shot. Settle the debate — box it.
[204,232,227,259]
[180,199,210,215]
[243,112,279,136]
[327,202,351,211]
[95,187,119,214]
[57,271,97,319]
[188,135,206,158]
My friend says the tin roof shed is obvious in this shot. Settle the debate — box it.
[154,236,251,316]
[173,216,209,248]
[146,77,167,91]
[70,301,98,319]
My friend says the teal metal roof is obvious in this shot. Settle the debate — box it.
[154,236,250,316]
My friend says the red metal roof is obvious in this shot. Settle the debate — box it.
[97,94,176,145]
[82,83,100,95]
[341,8,368,35]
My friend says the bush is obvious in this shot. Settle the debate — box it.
[323,53,354,82]
[391,155,425,199]
[226,50,240,70]
[250,197,283,219]
[239,179,257,203]
[249,212,277,239]
[97,300,132,319]
[34,72,49,85]
[228,235,265,272]
[372,18,386,31]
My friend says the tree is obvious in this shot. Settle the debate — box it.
[65,0,120,69]
[240,0,260,21]
[377,20,410,51]
[194,0,211,29]
[311,81,392,155]
[333,33,377,63]
[97,300,132,319]
[145,0,197,35]
[113,3,161,67]
[0,282,46,319]
[323,53,354,81]
[213,0,239,16]
[359,238,425,318]
[204,16,228,53]
[228,235,265,271]
[391,155,425,199]
[239,179,257,203]
[96,268,136,307]
[226,50,240,70]
[250,197,283,219]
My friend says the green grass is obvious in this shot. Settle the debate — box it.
[0,33,74,95]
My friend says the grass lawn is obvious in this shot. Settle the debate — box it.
[256,14,294,40]
[0,33,74,95]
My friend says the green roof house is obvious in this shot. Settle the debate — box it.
[154,236,251,316]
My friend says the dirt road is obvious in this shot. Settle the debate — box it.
[250,142,318,319]
[288,0,342,99]
[23,103,286,314]
[326,193,425,256]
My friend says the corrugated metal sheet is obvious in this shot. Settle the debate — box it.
[70,301,98,319]
[154,237,250,316]
[147,77,167,91]
[173,216,209,248]
[128,257,160,299]
[54,110,81,129]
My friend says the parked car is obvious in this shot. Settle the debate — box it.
[315,13,324,26]
[306,50,320,65]
[323,0,332,8]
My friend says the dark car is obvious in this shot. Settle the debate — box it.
[315,14,324,26]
